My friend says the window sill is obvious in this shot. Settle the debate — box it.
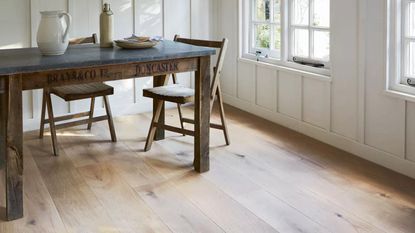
[384,89,415,103]
[238,57,332,83]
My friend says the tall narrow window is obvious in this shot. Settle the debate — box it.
[289,0,330,64]
[250,0,281,59]
[403,0,415,84]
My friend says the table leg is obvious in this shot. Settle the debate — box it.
[153,75,169,141]
[0,77,5,171]
[3,75,24,220]
[194,56,211,173]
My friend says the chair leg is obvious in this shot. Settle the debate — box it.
[103,96,117,142]
[39,90,47,139]
[217,86,230,145]
[177,104,186,136]
[87,97,95,130]
[145,100,164,152]
[172,74,185,136]
[45,93,59,156]
[172,73,178,84]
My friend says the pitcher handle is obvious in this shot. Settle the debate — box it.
[59,12,72,43]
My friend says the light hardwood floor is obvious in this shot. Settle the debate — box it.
[1,104,415,233]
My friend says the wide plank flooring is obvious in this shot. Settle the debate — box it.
[1,104,415,233]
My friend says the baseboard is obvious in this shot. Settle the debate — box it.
[223,93,415,179]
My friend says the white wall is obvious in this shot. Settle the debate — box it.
[0,0,215,131]
[216,0,415,178]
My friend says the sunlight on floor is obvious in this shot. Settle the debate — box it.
[42,131,95,137]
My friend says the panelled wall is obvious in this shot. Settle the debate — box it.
[0,0,215,131]
[216,0,415,178]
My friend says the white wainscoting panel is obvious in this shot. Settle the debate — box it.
[303,78,331,130]
[256,66,277,111]
[191,0,214,39]
[134,0,163,36]
[0,0,31,49]
[407,102,415,162]
[237,61,256,103]
[164,0,191,88]
[364,0,406,158]
[278,71,302,120]
[69,0,101,39]
[216,0,238,97]
[330,0,359,140]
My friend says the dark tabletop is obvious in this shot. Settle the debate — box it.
[0,40,216,75]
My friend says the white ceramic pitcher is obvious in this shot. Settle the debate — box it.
[37,11,72,56]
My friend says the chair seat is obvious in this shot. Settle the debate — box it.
[143,84,195,104]
[50,83,114,101]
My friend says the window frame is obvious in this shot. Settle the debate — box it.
[241,0,331,76]
[287,0,330,67]
[401,0,415,83]
[387,0,415,97]
[249,0,282,59]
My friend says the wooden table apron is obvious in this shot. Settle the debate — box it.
[0,55,211,221]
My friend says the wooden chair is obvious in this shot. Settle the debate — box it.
[143,35,229,151]
[39,33,117,156]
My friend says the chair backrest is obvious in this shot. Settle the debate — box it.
[69,33,98,45]
[174,35,229,103]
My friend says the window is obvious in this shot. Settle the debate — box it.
[289,0,330,63]
[250,0,281,59]
[402,0,415,83]
[243,0,331,73]
[387,0,415,96]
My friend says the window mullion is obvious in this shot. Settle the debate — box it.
[270,0,275,50]
[281,0,288,61]
[402,0,411,82]
[250,0,254,53]
[403,39,409,78]
[309,0,313,59]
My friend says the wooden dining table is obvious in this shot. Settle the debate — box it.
[0,41,215,221]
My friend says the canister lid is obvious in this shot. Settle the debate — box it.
[103,3,111,12]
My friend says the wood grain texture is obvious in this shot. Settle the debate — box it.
[1,105,415,232]
[0,147,67,233]
[21,58,198,90]
[109,148,224,232]
[45,91,59,156]
[103,96,117,142]
[153,75,169,141]
[0,77,6,169]
[5,75,23,220]
[194,56,211,172]
[145,100,165,151]
[77,162,171,233]
[49,83,113,101]
[27,138,119,233]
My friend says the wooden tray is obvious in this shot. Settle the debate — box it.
[114,40,158,49]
